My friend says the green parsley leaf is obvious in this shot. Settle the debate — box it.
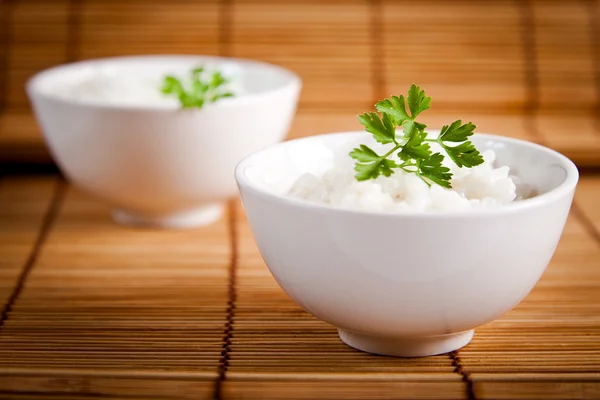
[161,76,184,95]
[375,95,410,124]
[179,93,194,108]
[349,144,380,162]
[192,80,209,99]
[353,158,398,181]
[382,113,396,138]
[442,141,484,168]
[398,129,431,161]
[161,66,234,109]
[402,119,415,139]
[407,84,431,118]
[437,120,483,168]
[349,145,400,181]
[401,119,427,139]
[418,153,452,188]
[439,120,476,142]
[211,92,234,102]
[357,112,396,144]
[350,84,484,188]
[210,71,228,88]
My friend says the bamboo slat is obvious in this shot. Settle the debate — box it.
[1,0,599,167]
[576,176,600,234]
[0,183,232,397]
[287,110,369,140]
[0,177,598,399]
[0,111,50,163]
[532,0,597,111]
[536,113,600,167]
[223,380,466,400]
[80,0,220,59]
[5,0,70,110]
[289,110,539,142]
[230,0,374,109]
[0,177,55,306]
[476,380,600,400]
[1,373,215,400]
[420,111,537,142]
[381,0,527,110]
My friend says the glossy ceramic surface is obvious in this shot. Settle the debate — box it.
[28,55,301,228]
[236,132,579,357]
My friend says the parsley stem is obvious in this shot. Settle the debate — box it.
[398,161,419,175]
[423,137,453,162]
[413,159,433,187]
[380,144,402,160]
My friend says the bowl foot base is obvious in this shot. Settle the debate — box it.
[111,204,224,229]
[338,328,474,357]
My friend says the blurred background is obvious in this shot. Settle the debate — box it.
[0,0,598,168]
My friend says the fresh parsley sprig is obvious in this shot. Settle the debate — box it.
[161,67,234,109]
[350,84,484,188]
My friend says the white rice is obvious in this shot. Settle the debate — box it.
[45,65,242,107]
[287,138,523,212]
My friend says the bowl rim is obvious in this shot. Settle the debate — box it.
[235,131,580,218]
[25,54,302,111]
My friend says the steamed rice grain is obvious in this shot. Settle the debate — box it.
[287,140,519,213]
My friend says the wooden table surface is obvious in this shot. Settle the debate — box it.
[0,175,599,400]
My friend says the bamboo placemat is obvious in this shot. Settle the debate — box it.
[0,175,599,399]
[0,0,599,166]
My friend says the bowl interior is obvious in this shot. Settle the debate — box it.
[237,131,578,208]
[27,55,299,107]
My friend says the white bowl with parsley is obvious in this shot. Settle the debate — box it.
[27,55,301,228]
[235,86,579,357]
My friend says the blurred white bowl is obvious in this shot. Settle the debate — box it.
[236,132,578,357]
[27,55,301,228]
